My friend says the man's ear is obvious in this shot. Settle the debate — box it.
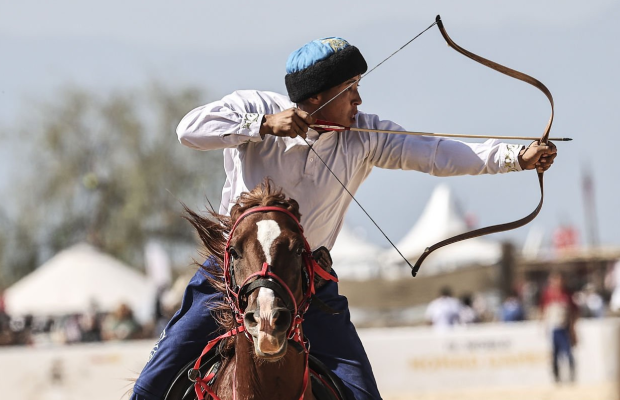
[305,94,322,106]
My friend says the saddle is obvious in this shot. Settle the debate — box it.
[163,340,349,400]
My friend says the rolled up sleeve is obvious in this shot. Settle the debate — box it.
[177,92,266,151]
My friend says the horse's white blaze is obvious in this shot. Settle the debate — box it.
[256,219,281,265]
[257,286,281,354]
[255,219,281,325]
[257,287,276,321]
[254,220,286,354]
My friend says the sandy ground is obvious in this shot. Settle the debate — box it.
[2,337,617,400]
[384,382,619,400]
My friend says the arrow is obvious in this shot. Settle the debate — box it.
[310,123,572,142]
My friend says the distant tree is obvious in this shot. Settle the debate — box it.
[0,83,224,286]
[0,218,37,289]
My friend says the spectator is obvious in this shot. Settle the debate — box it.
[0,309,11,346]
[102,303,142,341]
[471,293,493,322]
[152,287,171,338]
[459,294,479,325]
[10,314,34,346]
[541,271,578,383]
[80,311,103,342]
[521,280,540,320]
[499,290,525,322]
[576,283,605,319]
[63,314,83,344]
[425,287,461,331]
[606,259,620,313]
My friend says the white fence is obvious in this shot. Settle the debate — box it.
[1,319,619,399]
[362,319,620,398]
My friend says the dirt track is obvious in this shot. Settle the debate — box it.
[384,382,618,400]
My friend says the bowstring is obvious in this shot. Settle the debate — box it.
[311,20,438,116]
[303,20,438,271]
[302,138,413,269]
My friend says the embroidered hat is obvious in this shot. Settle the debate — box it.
[285,37,367,103]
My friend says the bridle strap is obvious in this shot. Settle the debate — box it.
[238,262,299,317]
[191,326,246,400]
[227,206,304,243]
[224,206,337,313]
[410,15,554,276]
[191,326,310,400]
[191,323,312,400]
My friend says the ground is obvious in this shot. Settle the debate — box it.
[384,382,618,400]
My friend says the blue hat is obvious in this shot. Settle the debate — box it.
[284,37,367,103]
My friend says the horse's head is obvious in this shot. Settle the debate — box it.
[226,206,310,361]
[183,180,326,361]
[201,178,325,361]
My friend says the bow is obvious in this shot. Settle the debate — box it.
[410,15,555,276]
[303,15,558,277]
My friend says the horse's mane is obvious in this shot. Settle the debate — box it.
[183,179,301,339]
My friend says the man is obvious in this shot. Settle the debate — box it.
[132,37,557,400]
[499,290,526,322]
[541,271,578,383]
[425,286,462,330]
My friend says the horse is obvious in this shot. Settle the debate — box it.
[164,180,346,400]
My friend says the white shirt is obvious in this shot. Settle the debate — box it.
[425,296,462,331]
[177,90,522,251]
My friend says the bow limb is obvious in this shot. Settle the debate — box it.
[411,15,555,277]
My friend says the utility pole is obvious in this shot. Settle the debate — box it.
[582,165,600,248]
[498,242,516,300]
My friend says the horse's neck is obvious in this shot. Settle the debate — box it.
[220,333,313,400]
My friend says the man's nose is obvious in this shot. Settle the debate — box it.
[352,90,362,106]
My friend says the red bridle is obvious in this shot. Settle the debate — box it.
[190,206,337,400]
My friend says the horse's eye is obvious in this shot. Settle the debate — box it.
[229,247,240,259]
[296,247,304,256]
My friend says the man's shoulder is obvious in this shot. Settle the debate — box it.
[427,297,443,309]
[228,90,294,107]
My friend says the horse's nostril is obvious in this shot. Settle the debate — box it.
[274,309,292,330]
[244,311,258,327]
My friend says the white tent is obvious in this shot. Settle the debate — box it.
[384,184,502,275]
[331,225,383,280]
[4,243,156,321]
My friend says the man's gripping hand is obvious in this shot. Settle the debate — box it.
[518,141,558,173]
[260,108,315,139]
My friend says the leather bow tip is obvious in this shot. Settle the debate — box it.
[410,248,430,278]
[411,260,421,277]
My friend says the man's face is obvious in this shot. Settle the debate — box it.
[314,75,362,127]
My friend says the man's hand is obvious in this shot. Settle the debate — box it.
[260,108,315,139]
[518,141,558,173]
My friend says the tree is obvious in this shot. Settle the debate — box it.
[0,83,224,286]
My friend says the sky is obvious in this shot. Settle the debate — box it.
[1,0,619,252]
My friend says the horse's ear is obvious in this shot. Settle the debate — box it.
[311,246,333,289]
[285,198,302,221]
[230,203,249,224]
